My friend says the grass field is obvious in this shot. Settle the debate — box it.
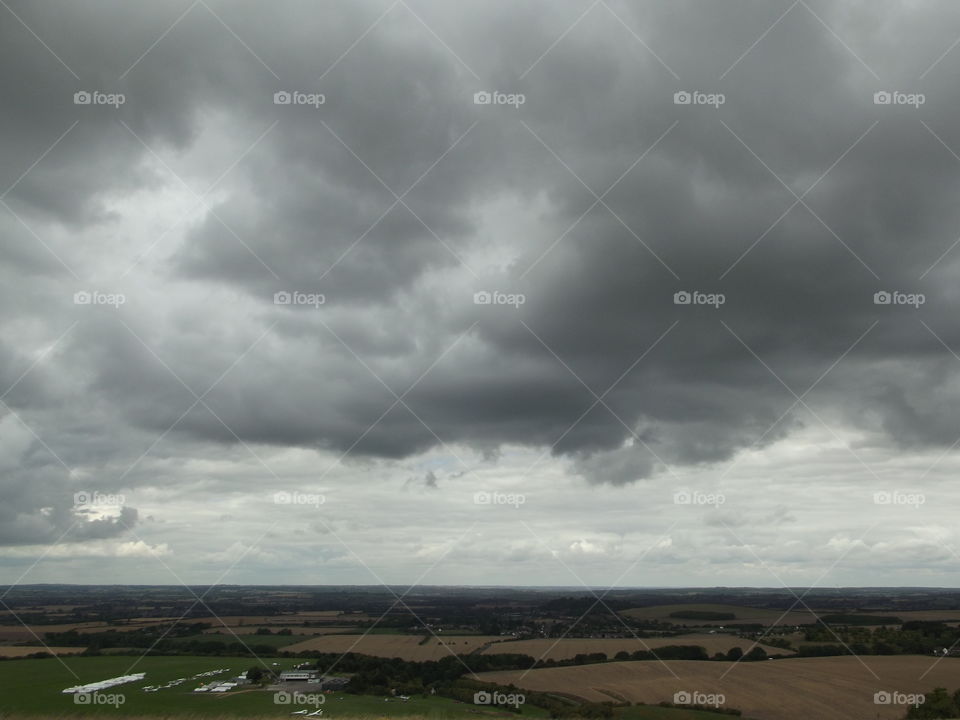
[620,604,819,627]
[282,635,507,660]
[0,655,543,719]
[482,635,792,660]
[478,655,960,720]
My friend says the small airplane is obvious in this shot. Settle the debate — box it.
[290,711,308,715]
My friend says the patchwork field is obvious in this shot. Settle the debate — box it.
[620,604,820,627]
[478,656,960,720]
[483,634,792,660]
[201,624,358,635]
[282,634,507,659]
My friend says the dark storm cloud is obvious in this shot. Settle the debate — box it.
[2,0,960,554]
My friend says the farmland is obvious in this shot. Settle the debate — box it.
[478,655,960,720]
[282,634,508,660]
[482,634,792,660]
[619,604,819,627]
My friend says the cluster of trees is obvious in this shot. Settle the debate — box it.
[907,687,960,718]
[800,621,960,656]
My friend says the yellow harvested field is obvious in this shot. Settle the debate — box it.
[482,634,791,660]
[283,634,507,660]
[621,604,820,626]
[0,646,85,657]
[478,656,960,720]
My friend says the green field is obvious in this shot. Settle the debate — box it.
[0,655,742,719]
[0,656,542,718]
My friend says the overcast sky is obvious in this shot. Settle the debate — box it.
[2,0,960,588]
